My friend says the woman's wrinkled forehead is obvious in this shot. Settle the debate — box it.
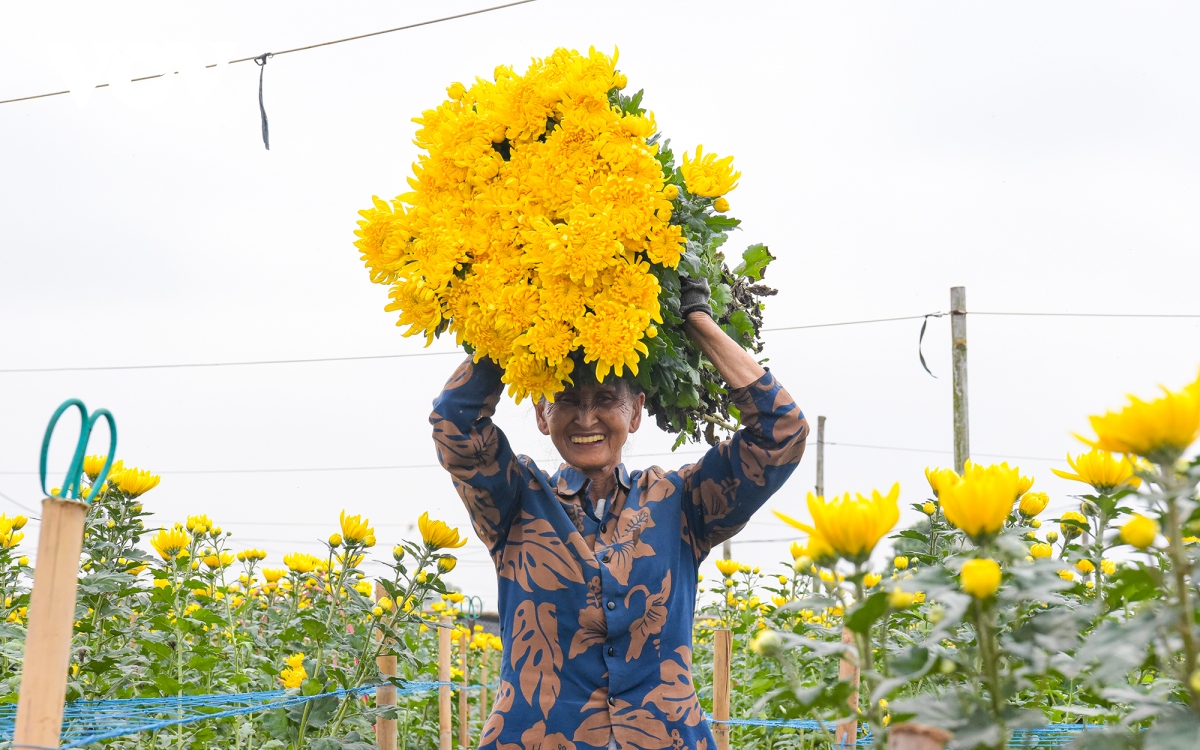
[543,380,633,407]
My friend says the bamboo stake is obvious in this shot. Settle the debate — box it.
[836,626,859,747]
[951,286,970,473]
[888,724,952,750]
[712,629,732,750]
[14,497,88,749]
[376,654,397,750]
[458,628,470,748]
[815,415,826,497]
[439,617,452,750]
[479,649,489,725]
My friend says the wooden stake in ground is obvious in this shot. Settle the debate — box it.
[479,649,489,725]
[712,629,732,750]
[836,626,860,747]
[888,723,952,750]
[459,628,470,748]
[376,654,397,750]
[439,617,452,750]
[950,286,970,473]
[14,496,89,748]
[815,415,826,497]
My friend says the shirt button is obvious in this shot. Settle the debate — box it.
[607,695,616,706]
[601,553,612,563]
[600,522,608,533]
[607,646,615,656]
[606,601,616,610]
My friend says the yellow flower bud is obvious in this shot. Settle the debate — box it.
[329,534,342,547]
[393,545,405,562]
[1101,559,1116,576]
[894,556,909,570]
[960,558,1002,599]
[1019,491,1049,517]
[1075,559,1095,574]
[613,71,628,90]
[713,197,730,213]
[1046,531,1059,544]
[1030,543,1052,559]
[888,588,916,609]
[438,556,457,574]
[1120,514,1158,549]
[447,82,466,100]
[749,629,782,655]
[922,502,936,516]
[663,184,680,201]
[372,606,384,617]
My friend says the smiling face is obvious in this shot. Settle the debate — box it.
[535,381,645,476]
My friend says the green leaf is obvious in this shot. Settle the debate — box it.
[844,591,889,634]
[733,243,774,281]
[301,618,329,640]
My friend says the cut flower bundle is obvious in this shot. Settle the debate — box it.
[353,47,776,442]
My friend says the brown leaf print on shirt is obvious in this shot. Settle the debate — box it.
[609,699,673,750]
[642,647,703,726]
[696,477,740,527]
[640,467,676,504]
[500,512,586,593]
[569,576,608,658]
[573,687,612,747]
[431,413,502,479]
[603,507,657,586]
[481,680,517,745]
[625,570,671,661]
[445,359,474,390]
[511,600,562,719]
[496,721,577,750]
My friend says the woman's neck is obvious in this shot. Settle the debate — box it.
[583,464,619,505]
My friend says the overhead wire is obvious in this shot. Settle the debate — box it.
[3,308,1196,374]
[0,1,538,106]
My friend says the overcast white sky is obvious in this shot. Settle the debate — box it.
[2,1,1198,608]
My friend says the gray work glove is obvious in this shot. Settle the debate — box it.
[678,275,713,320]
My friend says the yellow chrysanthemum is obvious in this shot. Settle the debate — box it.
[202,552,234,569]
[283,552,320,574]
[339,510,374,546]
[151,527,190,561]
[714,558,740,577]
[923,467,959,498]
[352,47,690,400]
[418,512,468,551]
[938,462,1025,543]
[960,558,1002,599]
[1019,492,1050,518]
[681,145,741,197]
[776,485,900,564]
[1051,449,1143,494]
[108,462,160,497]
[1079,370,1200,464]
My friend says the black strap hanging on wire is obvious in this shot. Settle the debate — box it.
[918,312,944,378]
[254,53,273,150]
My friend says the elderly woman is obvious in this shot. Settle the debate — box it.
[431,293,809,750]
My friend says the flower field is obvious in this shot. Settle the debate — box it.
[1,370,1199,749]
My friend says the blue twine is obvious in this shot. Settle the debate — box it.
[0,684,1096,749]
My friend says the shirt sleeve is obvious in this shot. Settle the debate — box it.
[679,370,809,559]
[430,356,525,554]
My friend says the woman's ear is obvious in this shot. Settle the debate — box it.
[628,393,646,433]
[534,400,552,436]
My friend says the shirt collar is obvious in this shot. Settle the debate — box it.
[552,463,631,496]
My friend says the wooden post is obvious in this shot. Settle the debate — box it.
[815,415,826,497]
[458,629,470,748]
[14,497,88,749]
[479,649,489,725]
[950,286,970,473]
[836,626,860,747]
[376,654,398,750]
[439,617,452,750]
[888,724,952,750]
[712,629,732,750]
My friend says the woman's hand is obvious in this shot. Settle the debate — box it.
[680,277,766,389]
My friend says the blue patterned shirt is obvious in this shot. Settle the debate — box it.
[431,357,808,750]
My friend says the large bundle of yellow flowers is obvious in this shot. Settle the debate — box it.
[354,47,772,439]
